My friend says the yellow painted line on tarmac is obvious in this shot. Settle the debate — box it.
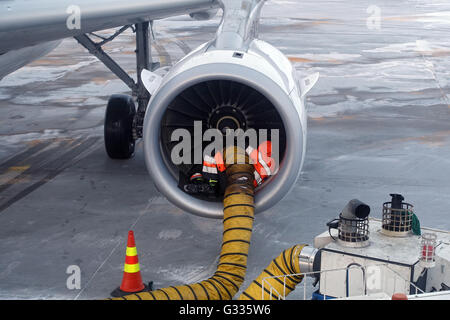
[159,54,168,66]
[288,56,343,64]
[383,15,425,22]
[8,165,30,172]
[0,171,30,184]
[26,140,41,147]
[288,57,316,63]
[0,165,31,186]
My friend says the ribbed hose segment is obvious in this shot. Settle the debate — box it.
[111,147,255,300]
[238,245,307,300]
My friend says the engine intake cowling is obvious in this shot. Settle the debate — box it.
[143,39,311,218]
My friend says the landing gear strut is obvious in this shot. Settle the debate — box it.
[74,21,159,159]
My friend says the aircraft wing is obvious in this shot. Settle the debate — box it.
[0,0,219,53]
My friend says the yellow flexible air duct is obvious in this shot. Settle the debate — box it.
[111,147,255,300]
[238,245,307,300]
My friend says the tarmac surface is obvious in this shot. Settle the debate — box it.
[0,0,450,299]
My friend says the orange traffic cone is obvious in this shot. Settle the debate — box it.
[111,230,148,297]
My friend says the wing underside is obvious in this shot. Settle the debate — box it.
[0,0,219,52]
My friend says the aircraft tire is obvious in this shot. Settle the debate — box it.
[104,94,136,159]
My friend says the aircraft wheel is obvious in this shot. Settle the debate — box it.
[104,94,136,159]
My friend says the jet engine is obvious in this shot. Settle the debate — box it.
[142,41,319,218]
[140,0,318,218]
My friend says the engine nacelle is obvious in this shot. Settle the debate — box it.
[142,39,317,219]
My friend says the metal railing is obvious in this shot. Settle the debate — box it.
[261,263,425,300]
